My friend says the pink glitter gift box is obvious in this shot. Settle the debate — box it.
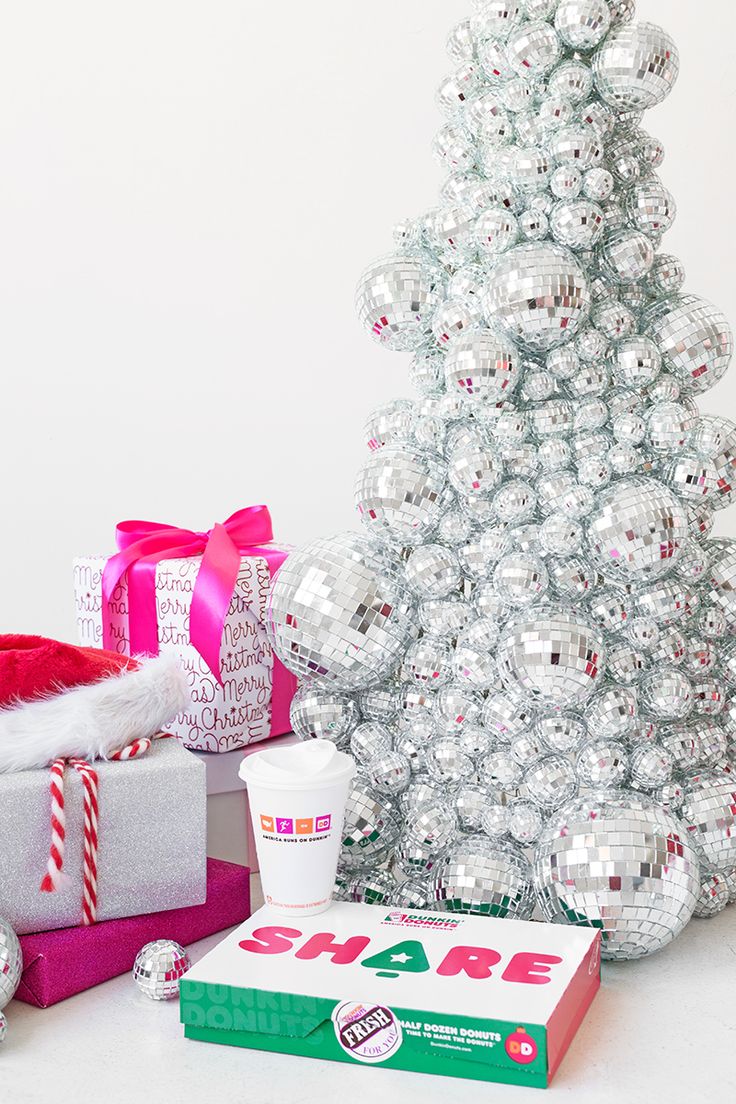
[15,859,251,1008]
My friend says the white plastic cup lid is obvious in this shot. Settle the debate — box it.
[239,739,356,791]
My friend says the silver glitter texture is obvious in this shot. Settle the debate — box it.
[0,740,206,934]
[132,940,191,1001]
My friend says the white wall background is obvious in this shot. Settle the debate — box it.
[1,1,734,641]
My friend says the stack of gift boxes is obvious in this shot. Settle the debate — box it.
[0,507,296,1009]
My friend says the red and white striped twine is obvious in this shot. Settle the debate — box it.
[39,737,154,924]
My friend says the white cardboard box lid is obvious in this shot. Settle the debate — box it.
[184,902,599,1024]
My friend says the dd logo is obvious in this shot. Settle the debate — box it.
[505,1026,538,1065]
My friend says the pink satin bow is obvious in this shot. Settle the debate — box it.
[101,505,286,685]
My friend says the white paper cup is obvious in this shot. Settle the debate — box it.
[240,740,356,917]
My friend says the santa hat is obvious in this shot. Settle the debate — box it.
[0,635,187,772]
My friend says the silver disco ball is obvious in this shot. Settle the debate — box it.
[289,684,360,743]
[505,20,561,78]
[554,0,610,51]
[534,791,700,960]
[481,242,591,352]
[355,253,445,350]
[391,878,434,910]
[690,416,736,509]
[433,835,535,918]
[643,295,733,394]
[627,179,677,237]
[348,871,395,906]
[444,331,520,402]
[600,229,654,284]
[364,400,415,452]
[680,770,736,873]
[496,609,607,706]
[707,541,736,629]
[133,940,191,1000]
[350,721,393,765]
[393,835,440,881]
[586,477,689,581]
[355,447,448,547]
[341,778,400,868]
[592,21,680,110]
[266,532,415,691]
[0,918,22,1010]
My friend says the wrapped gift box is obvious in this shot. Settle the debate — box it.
[15,858,251,1007]
[73,550,296,752]
[0,738,206,935]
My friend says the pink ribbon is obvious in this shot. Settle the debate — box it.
[101,506,287,690]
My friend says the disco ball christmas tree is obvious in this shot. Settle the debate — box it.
[266,1,736,960]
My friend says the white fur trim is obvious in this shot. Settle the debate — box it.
[0,655,188,772]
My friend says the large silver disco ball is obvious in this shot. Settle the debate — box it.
[586,477,689,581]
[680,770,736,873]
[355,253,445,351]
[481,242,591,352]
[355,447,448,547]
[266,532,415,690]
[534,791,700,960]
[592,21,680,110]
[433,835,534,918]
[643,294,733,394]
[496,609,607,706]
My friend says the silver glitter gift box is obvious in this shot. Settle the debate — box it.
[0,739,207,935]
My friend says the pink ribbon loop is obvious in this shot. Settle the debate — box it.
[101,505,285,685]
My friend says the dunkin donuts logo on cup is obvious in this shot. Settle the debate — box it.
[260,814,332,836]
[332,1001,402,1065]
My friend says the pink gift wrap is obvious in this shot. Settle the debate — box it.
[15,859,251,1008]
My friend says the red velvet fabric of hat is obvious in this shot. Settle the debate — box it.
[0,635,187,773]
[0,635,139,709]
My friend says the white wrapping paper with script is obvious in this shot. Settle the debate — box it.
[74,553,290,752]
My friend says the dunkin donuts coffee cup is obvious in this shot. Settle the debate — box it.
[240,740,356,917]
